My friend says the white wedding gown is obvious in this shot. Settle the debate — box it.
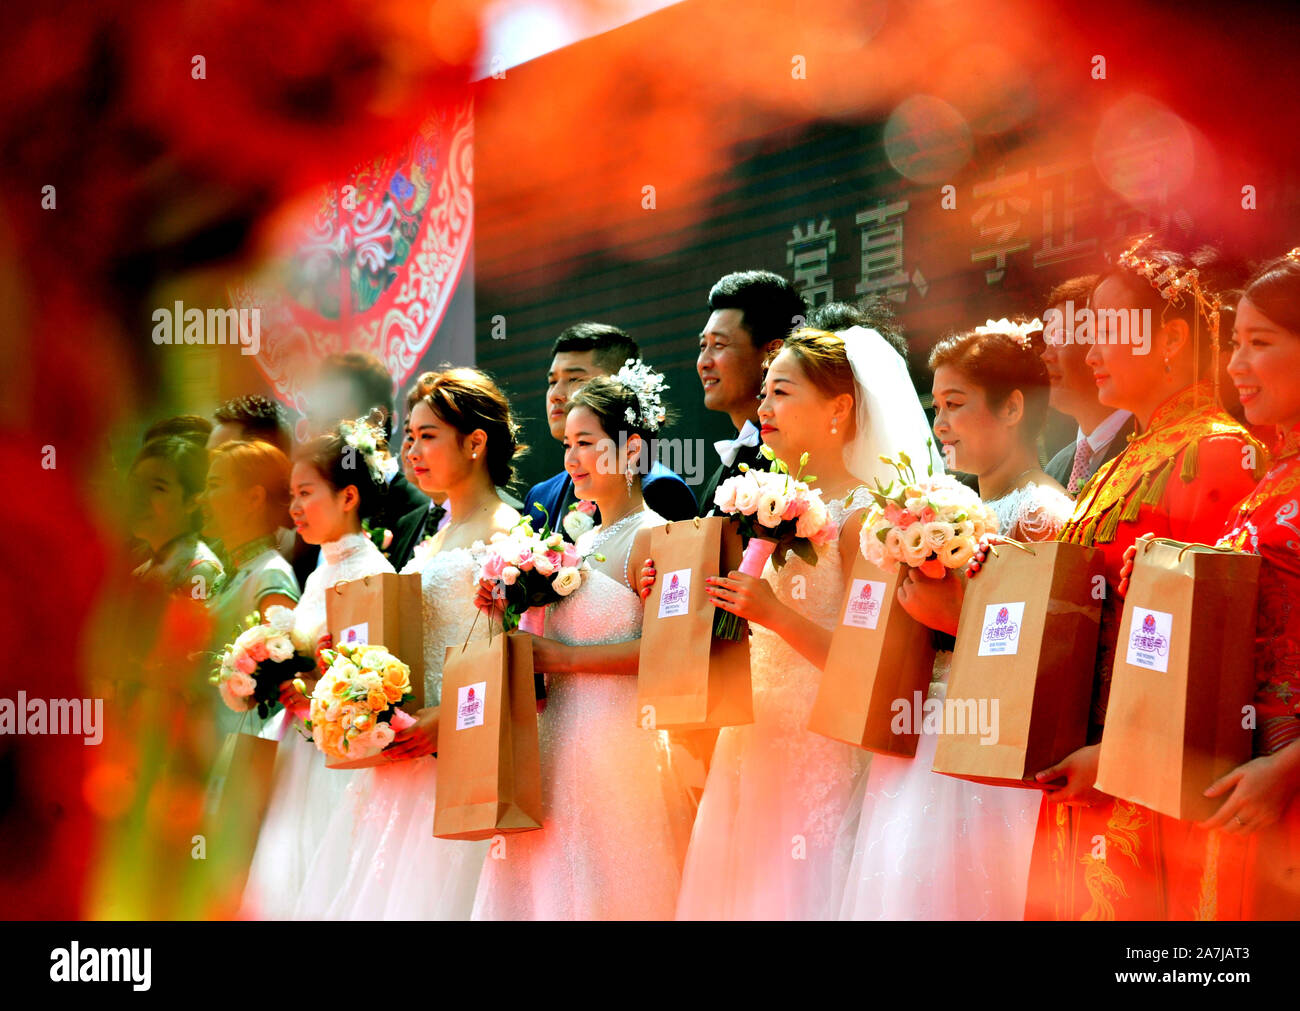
[293,544,492,919]
[831,482,1072,920]
[675,492,872,920]
[471,509,696,920]
[240,532,394,919]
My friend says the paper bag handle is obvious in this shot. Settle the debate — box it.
[987,538,1037,558]
[1140,536,1238,562]
[662,517,703,535]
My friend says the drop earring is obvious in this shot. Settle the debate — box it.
[626,465,634,490]
[1163,356,1171,375]
[830,420,839,435]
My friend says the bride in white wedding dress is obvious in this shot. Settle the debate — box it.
[241,427,394,919]
[670,326,942,920]
[293,369,523,920]
[471,371,695,920]
[830,325,1071,920]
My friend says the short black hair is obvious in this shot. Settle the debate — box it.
[213,395,291,454]
[318,352,395,439]
[142,414,212,446]
[806,297,909,360]
[133,436,209,531]
[707,270,808,348]
[551,322,639,376]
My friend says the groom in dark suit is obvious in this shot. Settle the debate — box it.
[697,270,808,514]
[1038,276,1136,496]
[522,322,697,530]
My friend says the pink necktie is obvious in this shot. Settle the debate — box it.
[1067,437,1092,495]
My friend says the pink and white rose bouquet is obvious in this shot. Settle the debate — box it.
[858,452,999,577]
[209,605,316,719]
[475,514,602,634]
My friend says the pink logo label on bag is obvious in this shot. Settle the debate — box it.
[456,681,486,731]
[843,579,886,630]
[658,569,691,619]
[1126,606,1172,672]
[977,601,1025,656]
[340,622,369,646]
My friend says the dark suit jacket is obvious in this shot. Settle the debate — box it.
[1045,415,1137,493]
[524,461,697,531]
[698,441,766,517]
[290,470,430,587]
[387,501,447,572]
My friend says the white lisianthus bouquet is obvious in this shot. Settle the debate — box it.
[561,499,598,540]
[306,643,416,762]
[209,605,317,718]
[711,445,838,640]
[476,512,603,633]
[858,450,999,577]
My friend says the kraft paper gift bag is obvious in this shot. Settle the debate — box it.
[326,571,425,712]
[637,516,753,731]
[434,631,543,840]
[204,729,278,889]
[322,571,426,769]
[932,539,1102,787]
[1095,537,1261,821]
[807,552,935,756]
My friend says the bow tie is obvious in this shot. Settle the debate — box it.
[422,502,447,538]
[714,422,761,468]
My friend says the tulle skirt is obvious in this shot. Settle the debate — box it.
[831,654,1042,920]
[675,687,869,921]
[294,754,488,920]
[240,711,357,919]
[472,673,695,920]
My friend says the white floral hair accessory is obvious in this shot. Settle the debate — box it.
[973,318,1044,349]
[337,414,388,484]
[614,358,668,433]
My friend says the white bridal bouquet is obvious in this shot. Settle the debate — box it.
[858,451,1000,577]
[711,445,838,640]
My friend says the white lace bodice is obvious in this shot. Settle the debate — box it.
[295,532,394,643]
[987,480,1074,542]
[414,546,490,706]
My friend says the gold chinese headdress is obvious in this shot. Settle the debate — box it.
[1114,234,1224,407]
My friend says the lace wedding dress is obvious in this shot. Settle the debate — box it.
[472,508,696,920]
[240,532,393,919]
[675,492,873,920]
[831,481,1073,920]
[292,544,493,919]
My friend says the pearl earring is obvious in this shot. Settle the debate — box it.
[830,420,838,434]
[1163,356,1171,375]
[472,451,478,459]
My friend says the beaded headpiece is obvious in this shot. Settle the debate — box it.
[1114,233,1224,406]
[613,358,669,433]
